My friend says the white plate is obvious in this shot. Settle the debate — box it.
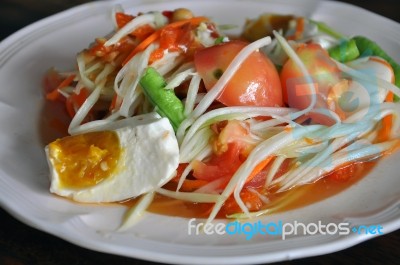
[1,0,400,264]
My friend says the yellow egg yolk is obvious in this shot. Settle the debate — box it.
[48,131,121,189]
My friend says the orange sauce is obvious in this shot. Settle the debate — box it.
[122,161,377,218]
[267,161,376,213]
[39,99,71,145]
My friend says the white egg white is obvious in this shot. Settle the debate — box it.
[45,117,179,203]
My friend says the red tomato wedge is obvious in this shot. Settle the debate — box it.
[192,120,254,181]
[194,41,283,107]
[42,68,63,96]
[192,142,243,181]
[221,188,263,216]
[115,12,135,29]
[65,88,90,118]
[280,43,340,110]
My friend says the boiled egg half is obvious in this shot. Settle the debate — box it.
[45,118,179,203]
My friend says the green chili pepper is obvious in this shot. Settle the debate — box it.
[328,39,360,62]
[352,36,400,89]
[139,67,185,131]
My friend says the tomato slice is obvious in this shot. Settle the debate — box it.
[221,188,263,216]
[194,41,283,107]
[65,88,90,118]
[192,120,255,182]
[192,143,243,181]
[280,43,340,111]
[115,12,135,29]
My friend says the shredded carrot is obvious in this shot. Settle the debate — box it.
[46,74,76,101]
[122,16,208,65]
[122,30,161,65]
[65,87,89,118]
[246,156,273,183]
[131,24,156,40]
[109,94,122,111]
[148,46,165,63]
[378,91,394,142]
[386,91,394,103]
[295,17,305,39]
[45,87,61,101]
[287,17,305,40]
[115,12,135,29]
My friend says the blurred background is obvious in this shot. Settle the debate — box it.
[0,0,399,265]
[1,0,400,40]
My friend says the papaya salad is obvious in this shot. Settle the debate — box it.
[43,7,400,228]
